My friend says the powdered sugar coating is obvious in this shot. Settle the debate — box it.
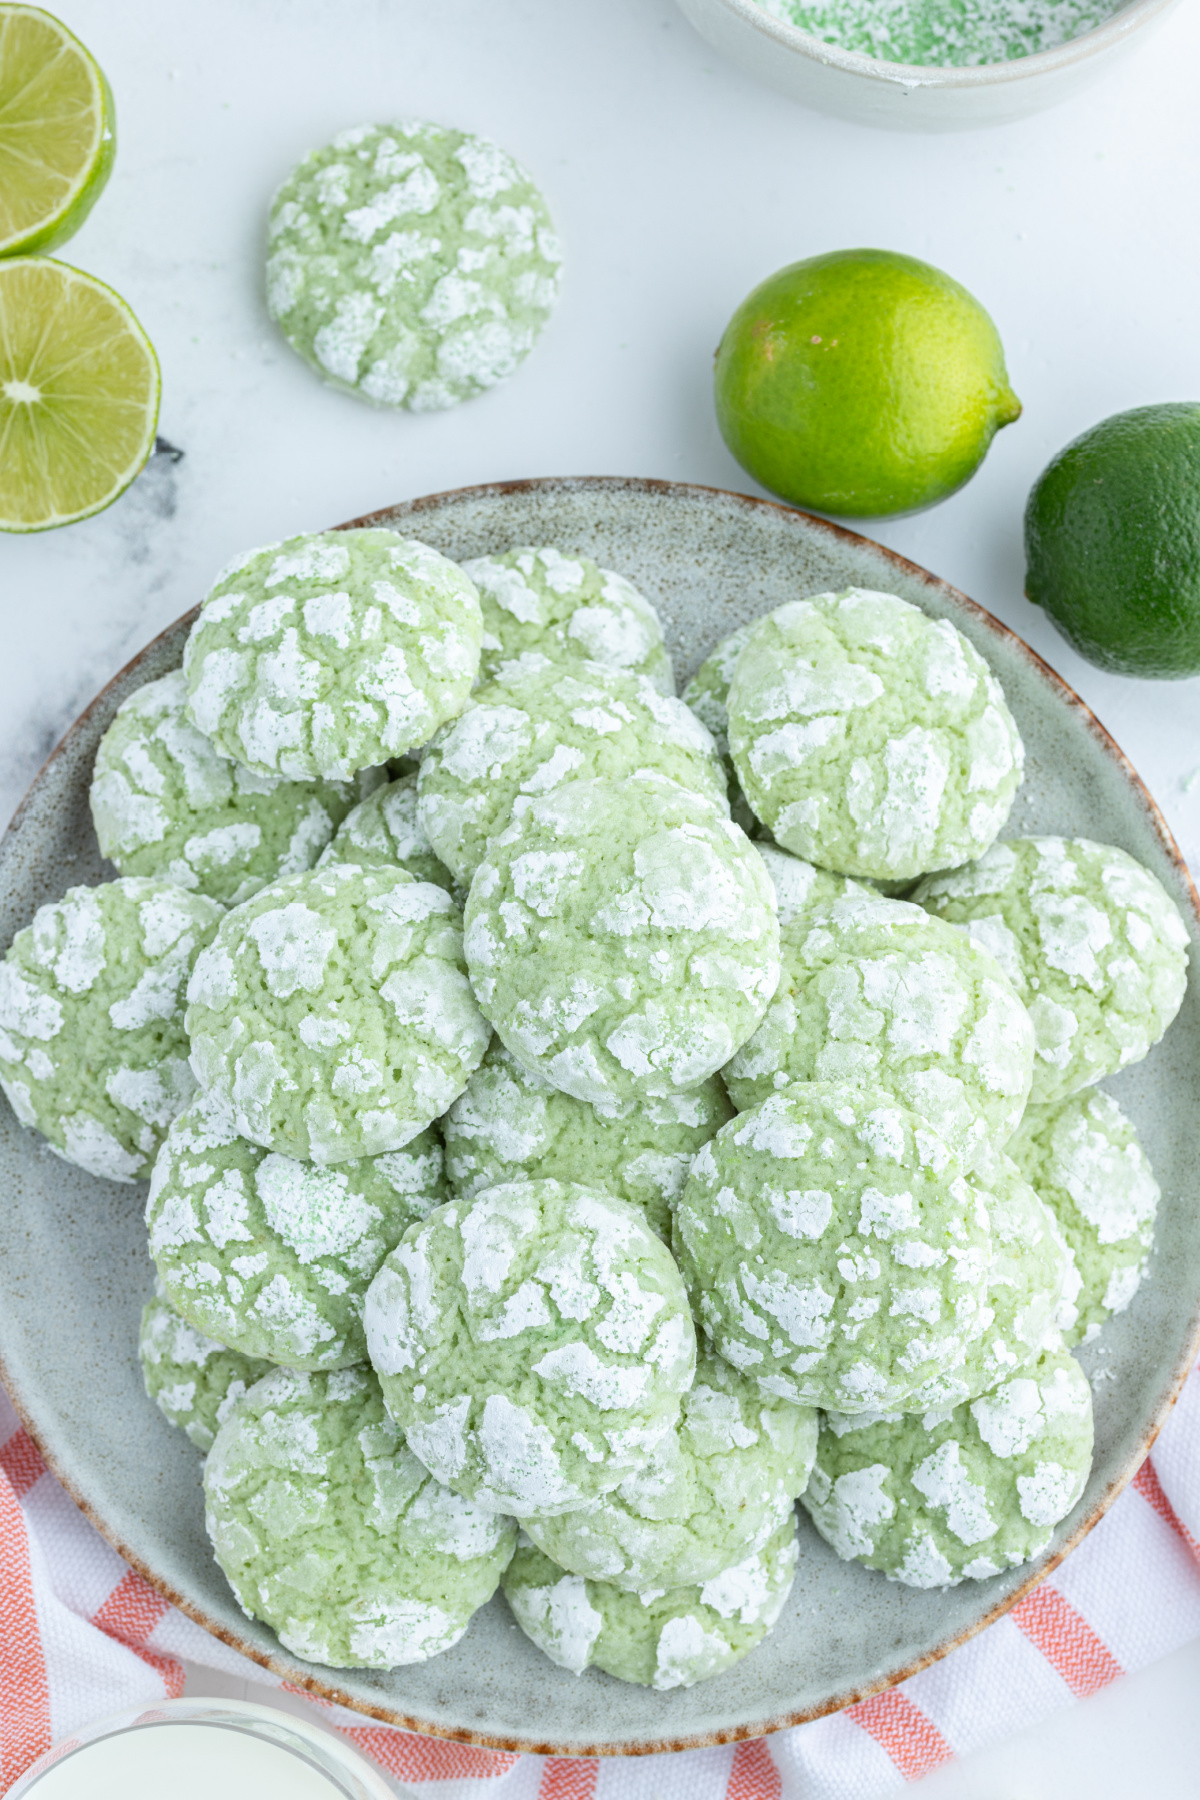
[723,893,1034,1170]
[147,1086,446,1368]
[673,1081,992,1413]
[502,1517,798,1687]
[182,530,482,781]
[267,122,562,412]
[522,1347,816,1590]
[364,1179,696,1517]
[464,547,673,694]
[317,772,453,891]
[443,1040,732,1241]
[802,1346,1093,1587]
[417,657,728,885]
[727,589,1024,881]
[914,837,1189,1105]
[753,844,873,929]
[185,863,490,1163]
[204,1366,515,1669]
[463,773,780,1105]
[1008,1089,1159,1346]
[0,877,222,1181]
[140,1282,272,1453]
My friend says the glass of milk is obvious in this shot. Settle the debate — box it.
[7,1697,398,1799]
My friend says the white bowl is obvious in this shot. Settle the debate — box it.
[674,0,1182,130]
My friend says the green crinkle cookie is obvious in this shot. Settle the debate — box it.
[417,656,728,886]
[722,893,1034,1171]
[502,1518,797,1688]
[317,772,454,891]
[266,122,562,412]
[464,547,672,694]
[205,1366,516,1669]
[146,1087,446,1369]
[683,623,756,762]
[913,837,1189,1106]
[522,1347,816,1591]
[673,1081,991,1413]
[185,863,490,1164]
[727,589,1024,881]
[182,529,482,781]
[0,877,223,1182]
[443,1040,732,1242]
[90,671,378,906]
[140,1282,272,1453]
[1008,1089,1159,1346]
[754,843,872,929]
[364,1179,696,1517]
[464,773,780,1105]
[802,1346,1093,1588]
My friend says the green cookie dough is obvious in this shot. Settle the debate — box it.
[754,843,872,928]
[364,1179,696,1516]
[522,1347,817,1590]
[267,121,562,412]
[0,878,222,1182]
[317,772,453,891]
[464,774,780,1105]
[442,1040,732,1241]
[182,529,482,781]
[205,1366,516,1668]
[464,547,673,694]
[417,657,728,886]
[147,1087,446,1369]
[913,837,1189,1106]
[727,589,1024,881]
[1008,1089,1159,1345]
[185,863,489,1164]
[502,1518,797,1688]
[673,1082,991,1413]
[802,1346,1094,1588]
[140,1283,272,1453]
[683,624,755,762]
[722,894,1034,1171]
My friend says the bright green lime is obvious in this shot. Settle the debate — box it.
[1024,403,1200,679]
[0,5,115,257]
[713,247,1021,518]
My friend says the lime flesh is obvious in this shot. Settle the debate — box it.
[0,257,160,532]
[0,5,115,257]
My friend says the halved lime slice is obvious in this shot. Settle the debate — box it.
[0,5,115,257]
[0,257,160,532]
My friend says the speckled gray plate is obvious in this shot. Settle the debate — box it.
[1,478,1198,1757]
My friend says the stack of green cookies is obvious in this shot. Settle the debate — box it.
[0,543,1189,1691]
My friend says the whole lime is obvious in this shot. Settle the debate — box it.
[713,248,1021,517]
[1025,403,1200,680]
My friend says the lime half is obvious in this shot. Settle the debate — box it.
[0,257,160,532]
[0,4,115,257]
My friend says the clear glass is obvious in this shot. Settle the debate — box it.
[7,1697,397,1800]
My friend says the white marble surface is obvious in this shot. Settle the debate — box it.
[5,0,1200,1787]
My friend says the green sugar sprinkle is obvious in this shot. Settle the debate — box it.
[755,0,1120,67]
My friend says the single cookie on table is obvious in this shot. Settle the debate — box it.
[913,837,1189,1106]
[442,1040,732,1242]
[185,863,489,1164]
[140,1282,273,1454]
[146,1087,446,1369]
[673,1082,992,1414]
[464,547,672,694]
[205,1367,516,1669]
[521,1346,817,1591]
[722,894,1035,1173]
[727,589,1024,882]
[182,530,482,782]
[317,772,454,892]
[463,773,780,1106]
[502,1517,798,1689]
[753,842,874,928]
[1008,1089,1158,1346]
[417,656,728,887]
[364,1179,696,1517]
[801,1345,1093,1589]
[267,122,562,413]
[0,878,222,1182]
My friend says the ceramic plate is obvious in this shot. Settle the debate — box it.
[1,478,1198,1756]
